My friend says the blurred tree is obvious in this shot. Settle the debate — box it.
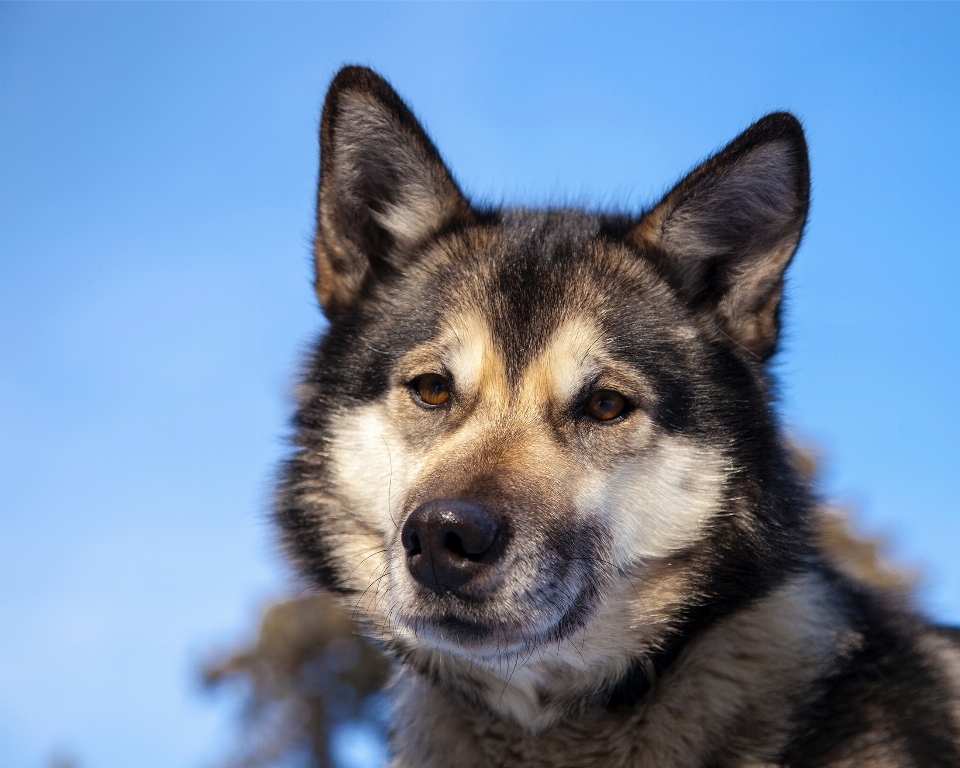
[203,592,391,768]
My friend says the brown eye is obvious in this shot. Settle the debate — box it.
[413,374,451,406]
[587,390,626,421]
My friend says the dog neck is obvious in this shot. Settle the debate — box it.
[392,570,853,766]
[396,558,823,731]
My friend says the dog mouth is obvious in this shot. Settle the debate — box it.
[391,573,600,657]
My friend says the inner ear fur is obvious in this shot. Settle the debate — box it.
[315,66,474,317]
[631,113,810,361]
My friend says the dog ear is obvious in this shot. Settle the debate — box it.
[631,113,810,361]
[315,66,473,317]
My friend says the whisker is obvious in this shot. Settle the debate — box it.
[352,569,390,624]
[380,434,400,530]
[363,340,390,355]
[344,547,388,583]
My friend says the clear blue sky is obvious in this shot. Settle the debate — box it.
[2,3,958,766]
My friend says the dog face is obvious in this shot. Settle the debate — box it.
[279,67,811,698]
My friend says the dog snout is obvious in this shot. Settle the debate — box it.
[401,500,502,595]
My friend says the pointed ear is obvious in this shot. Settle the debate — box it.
[315,67,473,317]
[631,113,810,361]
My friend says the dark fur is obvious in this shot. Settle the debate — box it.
[277,67,960,767]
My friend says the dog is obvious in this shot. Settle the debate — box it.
[277,66,960,767]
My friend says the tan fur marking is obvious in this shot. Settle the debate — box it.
[579,437,728,563]
[519,316,605,407]
[442,311,510,403]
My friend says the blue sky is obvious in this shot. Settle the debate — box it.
[1,3,958,766]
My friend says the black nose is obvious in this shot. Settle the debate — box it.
[401,500,501,595]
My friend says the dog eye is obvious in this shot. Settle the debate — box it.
[586,389,626,421]
[412,374,451,407]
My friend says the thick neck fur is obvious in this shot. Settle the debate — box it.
[390,569,852,768]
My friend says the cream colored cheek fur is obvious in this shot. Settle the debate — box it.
[324,402,419,600]
[328,402,415,536]
[577,436,729,566]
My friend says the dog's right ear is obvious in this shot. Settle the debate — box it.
[315,67,473,317]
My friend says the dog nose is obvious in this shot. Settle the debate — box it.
[401,500,500,595]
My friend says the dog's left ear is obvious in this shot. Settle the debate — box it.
[315,66,474,318]
[631,113,810,361]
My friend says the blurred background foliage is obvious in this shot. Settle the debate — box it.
[203,593,391,768]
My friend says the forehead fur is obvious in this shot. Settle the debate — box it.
[399,210,681,378]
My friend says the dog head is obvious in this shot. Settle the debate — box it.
[279,66,812,720]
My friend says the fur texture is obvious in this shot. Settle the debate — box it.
[277,66,960,767]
